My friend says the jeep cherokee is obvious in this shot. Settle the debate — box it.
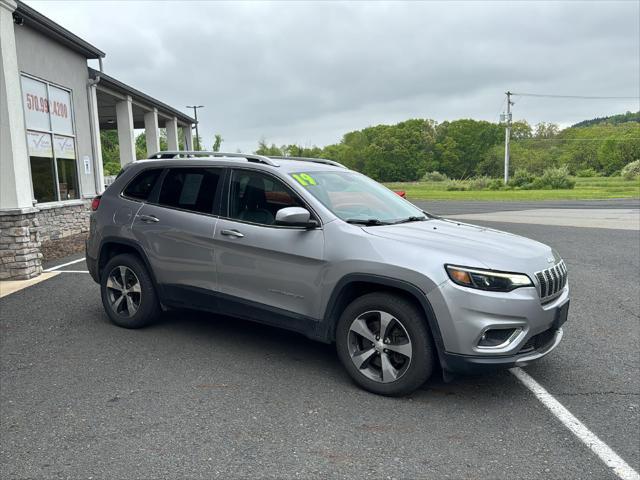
[86,151,569,396]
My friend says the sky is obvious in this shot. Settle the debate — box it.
[28,0,640,152]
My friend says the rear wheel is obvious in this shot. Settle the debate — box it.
[336,292,434,396]
[100,253,159,328]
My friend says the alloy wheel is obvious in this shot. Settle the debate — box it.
[106,266,141,317]
[347,310,413,383]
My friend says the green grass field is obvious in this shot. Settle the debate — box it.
[384,176,640,201]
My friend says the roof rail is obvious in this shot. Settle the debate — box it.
[148,151,279,167]
[268,156,347,169]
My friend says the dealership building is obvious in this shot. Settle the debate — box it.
[0,0,196,280]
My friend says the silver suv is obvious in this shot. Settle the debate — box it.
[86,151,570,396]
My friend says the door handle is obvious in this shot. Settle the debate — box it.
[221,229,244,238]
[139,214,159,223]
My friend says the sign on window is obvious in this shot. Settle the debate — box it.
[21,76,73,135]
[21,76,51,132]
[49,86,73,135]
[26,131,53,157]
[54,135,76,159]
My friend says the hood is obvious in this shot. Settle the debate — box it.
[362,218,556,274]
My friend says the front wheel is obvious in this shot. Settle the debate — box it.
[336,292,434,396]
[100,253,159,328]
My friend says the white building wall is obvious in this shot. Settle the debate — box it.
[14,23,98,198]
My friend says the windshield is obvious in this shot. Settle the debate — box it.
[290,171,426,224]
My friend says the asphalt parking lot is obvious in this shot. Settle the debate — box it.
[1,200,638,479]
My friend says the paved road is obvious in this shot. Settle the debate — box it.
[414,198,640,216]
[447,209,640,230]
[2,203,639,479]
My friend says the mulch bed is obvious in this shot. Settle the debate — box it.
[41,233,88,263]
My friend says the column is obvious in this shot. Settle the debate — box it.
[0,0,33,210]
[88,83,104,193]
[183,125,193,151]
[144,108,160,157]
[0,0,42,280]
[115,95,136,165]
[165,116,179,151]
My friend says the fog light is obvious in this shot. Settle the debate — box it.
[478,328,519,348]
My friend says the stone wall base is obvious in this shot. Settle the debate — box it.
[0,210,42,280]
[41,232,88,263]
[0,200,91,280]
[36,201,91,243]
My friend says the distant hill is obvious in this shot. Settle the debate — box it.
[572,111,640,128]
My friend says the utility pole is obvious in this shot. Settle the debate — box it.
[503,91,513,184]
[186,105,204,150]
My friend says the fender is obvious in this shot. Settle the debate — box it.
[97,236,164,300]
[319,273,446,360]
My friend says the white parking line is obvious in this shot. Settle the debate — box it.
[43,257,86,272]
[511,367,640,480]
[55,270,90,274]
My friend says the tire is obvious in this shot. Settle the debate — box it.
[100,253,160,329]
[335,292,434,396]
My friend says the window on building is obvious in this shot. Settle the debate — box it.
[21,75,79,203]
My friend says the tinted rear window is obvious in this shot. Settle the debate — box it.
[122,169,162,201]
[157,168,222,214]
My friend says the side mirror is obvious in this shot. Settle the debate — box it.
[275,207,317,228]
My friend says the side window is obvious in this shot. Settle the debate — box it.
[157,168,221,214]
[122,169,162,201]
[229,170,304,225]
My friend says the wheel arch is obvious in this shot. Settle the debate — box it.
[320,274,446,359]
[98,237,161,296]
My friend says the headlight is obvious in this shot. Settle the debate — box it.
[445,265,533,292]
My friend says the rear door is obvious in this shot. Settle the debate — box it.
[214,168,326,322]
[132,166,224,306]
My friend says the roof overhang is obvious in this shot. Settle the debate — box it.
[89,68,196,129]
[14,1,105,59]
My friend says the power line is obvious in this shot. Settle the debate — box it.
[511,92,640,100]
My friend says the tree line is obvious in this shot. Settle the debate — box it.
[255,112,639,182]
[100,111,639,182]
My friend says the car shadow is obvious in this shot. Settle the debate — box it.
[145,308,522,400]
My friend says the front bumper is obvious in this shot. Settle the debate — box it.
[440,327,563,374]
[427,277,569,373]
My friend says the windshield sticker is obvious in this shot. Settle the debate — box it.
[291,173,317,186]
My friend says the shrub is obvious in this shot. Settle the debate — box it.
[531,166,576,189]
[103,161,121,176]
[445,180,469,191]
[468,176,492,190]
[422,171,448,182]
[575,167,598,177]
[621,160,640,180]
[509,169,536,188]
[487,178,504,190]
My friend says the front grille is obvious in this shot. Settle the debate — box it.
[535,260,567,301]
[520,328,556,353]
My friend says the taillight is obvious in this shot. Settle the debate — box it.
[91,195,102,211]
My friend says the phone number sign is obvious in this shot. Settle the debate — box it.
[21,75,74,135]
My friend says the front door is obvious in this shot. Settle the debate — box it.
[132,166,224,307]
[214,168,326,323]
